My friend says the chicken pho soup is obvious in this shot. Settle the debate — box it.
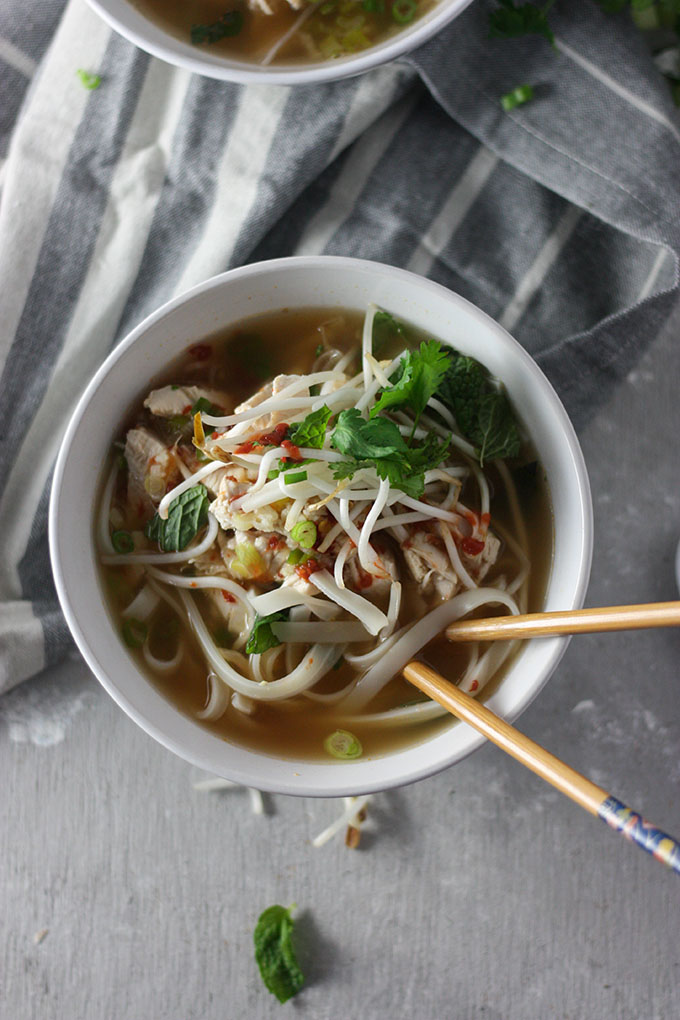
[132,0,436,66]
[99,307,552,761]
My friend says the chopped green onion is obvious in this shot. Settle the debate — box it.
[76,69,101,90]
[324,730,362,759]
[392,0,417,22]
[363,0,384,10]
[122,618,148,649]
[111,530,134,554]
[287,548,304,565]
[283,469,308,485]
[315,342,325,356]
[290,520,317,549]
[501,84,534,111]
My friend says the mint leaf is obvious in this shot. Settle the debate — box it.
[476,392,522,463]
[254,905,304,1004]
[245,611,289,655]
[437,353,521,466]
[144,485,209,551]
[288,405,333,449]
[371,340,450,426]
[488,0,555,45]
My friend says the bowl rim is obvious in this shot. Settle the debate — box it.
[85,0,475,85]
[49,256,593,796]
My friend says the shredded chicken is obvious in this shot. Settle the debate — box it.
[125,427,181,513]
[229,373,310,435]
[144,385,230,418]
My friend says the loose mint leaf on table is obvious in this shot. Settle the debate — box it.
[254,905,304,1003]
[245,611,290,655]
[436,352,521,466]
[191,10,244,45]
[144,485,209,551]
[287,405,333,449]
[370,340,450,427]
[488,0,555,46]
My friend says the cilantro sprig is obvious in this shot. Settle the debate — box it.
[370,339,450,429]
[330,408,450,499]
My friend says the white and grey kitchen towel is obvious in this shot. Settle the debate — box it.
[0,0,678,693]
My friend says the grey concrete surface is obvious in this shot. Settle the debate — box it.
[2,301,679,1020]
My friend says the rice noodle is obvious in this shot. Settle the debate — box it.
[343,623,408,668]
[340,587,520,711]
[272,621,370,643]
[142,638,184,673]
[249,586,340,620]
[311,570,389,635]
[144,565,254,625]
[180,587,342,701]
[98,461,119,554]
[195,673,230,722]
[343,699,448,727]
[122,584,160,620]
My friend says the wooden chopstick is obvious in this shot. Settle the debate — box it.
[403,661,680,875]
[445,600,680,643]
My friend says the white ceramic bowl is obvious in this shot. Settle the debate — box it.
[87,0,474,85]
[50,256,592,796]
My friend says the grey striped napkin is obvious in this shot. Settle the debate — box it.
[0,0,678,694]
